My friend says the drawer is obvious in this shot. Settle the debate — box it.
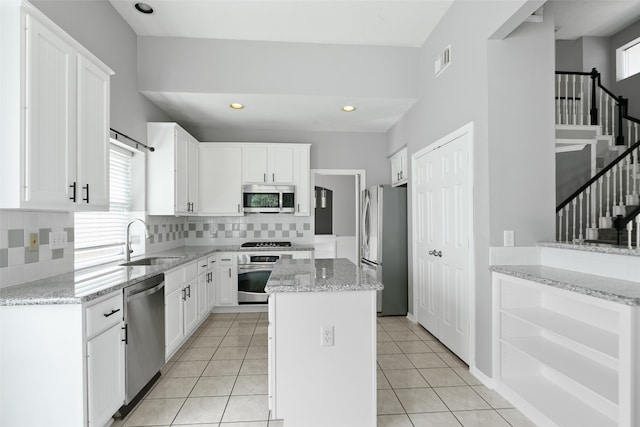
[197,257,210,275]
[184,262,198,282]
[165,267,184,295]
[85,293,123,337]
[217,253,234,265]
[207,255,216,269]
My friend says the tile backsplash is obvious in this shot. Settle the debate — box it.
[1,210,313,288]
[183,215,313,246]
[0,210,74,289]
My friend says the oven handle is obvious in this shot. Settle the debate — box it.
[238,264,276,271]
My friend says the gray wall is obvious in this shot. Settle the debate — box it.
[31,0,172,145]
[610,19,640,119]
[315,175,356,236]
[556,39,583,71]
[387,0,554,377]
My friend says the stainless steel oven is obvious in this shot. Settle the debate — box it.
[237,252,291,303]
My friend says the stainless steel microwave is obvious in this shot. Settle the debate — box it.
[242,184,295,213]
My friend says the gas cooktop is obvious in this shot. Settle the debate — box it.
[241,241,292,248]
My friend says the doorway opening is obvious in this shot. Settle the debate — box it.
[311,169,366,264]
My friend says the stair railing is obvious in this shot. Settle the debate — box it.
[557,139,640,243]
[614,206,640,249]
[556,69,640,147]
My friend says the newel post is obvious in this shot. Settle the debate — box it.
[616,96,628,146]
[590,68,599,125]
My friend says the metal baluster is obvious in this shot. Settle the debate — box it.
[578,193,584,241]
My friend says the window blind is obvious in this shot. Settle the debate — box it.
[74,144,133,269]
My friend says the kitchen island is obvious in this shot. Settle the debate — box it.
[265,258,383,427]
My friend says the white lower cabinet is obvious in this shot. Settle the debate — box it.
[87,322,125,427]
[492,272,640,427]
[216,253,238,306]
[165,262,200,360]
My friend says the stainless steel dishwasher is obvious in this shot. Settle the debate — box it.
[117,274,165,417]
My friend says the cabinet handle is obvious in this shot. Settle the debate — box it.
[297,203,300,212]
[228,268,231,278]
[69,182,77,202]
[272,173,275,182]
[122,324,128,344]
[237,204,241,213]
[264,173,267,182]
[103,308,121,318]
[182,288,187,301]
[82,184,89,203]
[186,285,191,298]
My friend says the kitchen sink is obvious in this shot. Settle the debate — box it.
[120,256,183,267]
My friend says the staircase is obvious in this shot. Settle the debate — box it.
[555,68,640,248]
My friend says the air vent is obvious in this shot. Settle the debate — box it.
[435,46,451,77]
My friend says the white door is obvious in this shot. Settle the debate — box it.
[414,128,471,363]
[76,55,110,210]
[200,145,243,215]
[25,15,76,209]
[268,146,294,183]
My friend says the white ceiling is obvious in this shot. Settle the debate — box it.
[553,0,640,40]
[109,0,640,134]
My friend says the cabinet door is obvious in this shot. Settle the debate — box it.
[175,128,190,215]
[216,254,238,306]
[165,286,184,359]
[87,324,125,427]
[188,137,199,213]
[76,55,110,210]
[243,145,268,183]
[200,145,243,215]
[197,273,208,321]
[183,279,199,336]
[293,146,310,216]
[207,268,216,310]
[268,146,294,183]
[24,15,76,209]
[391,148,407,187]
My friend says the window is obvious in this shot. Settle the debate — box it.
[74,143,134,269]
[616,37,640,81]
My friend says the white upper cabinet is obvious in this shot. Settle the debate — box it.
[147,123,199,216]
[293,145,311,216]
[390,147,408,187]
[199,144,243,216]
[0,3,113,210]
[242,144,294,184]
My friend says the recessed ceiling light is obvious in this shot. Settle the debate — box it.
[134,2,154,14]
[342,105,356,112]
[230,103,245,110]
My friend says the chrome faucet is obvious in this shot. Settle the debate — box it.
[125,219,150,261]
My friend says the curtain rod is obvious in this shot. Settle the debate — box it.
[109,128,155,152]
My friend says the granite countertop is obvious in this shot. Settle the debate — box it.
[538,241,640,257]
[491,264,640,306]
[265,258,383,293]
[0,244,315,306]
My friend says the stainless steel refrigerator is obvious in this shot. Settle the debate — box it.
[361,185,408,316]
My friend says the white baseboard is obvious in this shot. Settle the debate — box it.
[405,312,417,323]
[469,366,495,389]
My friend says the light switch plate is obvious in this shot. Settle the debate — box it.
[49,231,68,250]
[503,230,515,247]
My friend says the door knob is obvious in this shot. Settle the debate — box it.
[436,250,442,257]
[428,250,434,256]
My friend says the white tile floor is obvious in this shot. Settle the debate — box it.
[113,313,538,427]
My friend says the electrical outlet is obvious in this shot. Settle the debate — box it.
[28,233,39,251]
[321,326,334,347]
